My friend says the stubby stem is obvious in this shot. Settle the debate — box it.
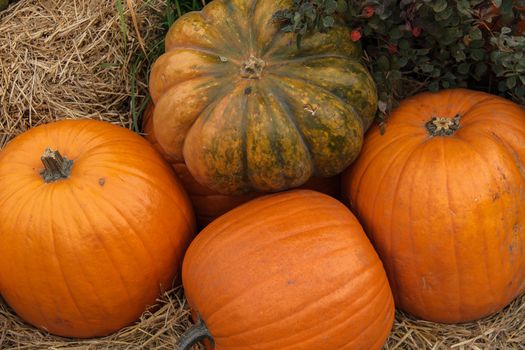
[240,55,265,79]
[177,319,214,350]
[425,114,461,136]
[40,148,73,183]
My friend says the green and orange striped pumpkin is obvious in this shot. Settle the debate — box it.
[148,0,377,195]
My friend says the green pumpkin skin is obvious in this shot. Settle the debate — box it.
[149,0,377,194]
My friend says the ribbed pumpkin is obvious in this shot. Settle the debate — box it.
[149,0,377,195]
[143,103,340,227]
[342,89,525,323]
[179,190,394,350]
[0,120,195,337]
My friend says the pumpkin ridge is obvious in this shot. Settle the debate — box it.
[9,188,52,325]
[49,191,91,325]
[263,78,314,170]
[194,3,246,55]
[268,71,364,130]
[266,53,351,66]
[245,84,308,189]
[347,134,424,203]
[487,130,525,181]
[266,74,364,177]
[382,139,424,301]
[66,184,134,301]
[471,132,525,302]
[166,46,241,65]
[336,279,393,350]
[82,182,158,270]
[456,143,500,307]
[217,262,387,348]
[441,139,467,317]
[403,144,431,313]
[87,164,194,250]
[56,196,112,319]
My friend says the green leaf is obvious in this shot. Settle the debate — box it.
[431,0,448,12]
[336,0,347,13]
[501,27,512,35]
[498,80,508,92]
[389,70,402,81]
[325,0,337,14]
[457,63,470,74]
[469,27,482,41]
[421,64,434,73]
[471,49,485,61]
[377,56,390,71]
[399,39,410,50]
[506,76,517,89]
[322,16,334,28]
[519,75,525,85]
[390,27,404,40]
[474,62,488,79]
[428,81,440,92]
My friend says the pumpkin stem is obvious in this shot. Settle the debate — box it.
[177,319,214,350]
[240,55,265,79]
[425,114,461,136]
[40,148,73,183]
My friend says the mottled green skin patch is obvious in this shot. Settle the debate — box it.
[156,0,377,194]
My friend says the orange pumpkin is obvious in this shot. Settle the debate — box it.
[0,119,195,337]
[343,89,525,323]
[179,190,394,350]
[148,0,377,195]
[143,103,340,227]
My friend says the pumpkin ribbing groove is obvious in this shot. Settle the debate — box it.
[337,279,393,350]
[204,231,359,325]
[59,194,111,318]
[69,184,134,306]
[349,135,418,205]
[457,134,506,303]
[90,185,158,279]
[52,188,91,324]
[406,144,430,313]
[267,54,351,66]
[265,78,314,169]
[442,138,463,317]
[20,188,54,328]
[166,46,241,65]
[268,71,362,129]
[228,265,389,349]
[96,162,194,232]
[377,140,421,298]
[204,222,355,323]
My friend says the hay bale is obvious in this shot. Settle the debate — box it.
[0,0,164,148]
[1,1,525,349]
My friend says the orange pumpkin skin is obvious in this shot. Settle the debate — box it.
[181,190,394,350]
[342,89,525,323]
[0,119,195,338]
[143,103,340,227]
[149,0,377,195]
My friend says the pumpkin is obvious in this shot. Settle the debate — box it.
[0,119,195,337]
[178,190,394,350]
[342,88,525,323]
[148,0,377,195]
[143,103,341,227]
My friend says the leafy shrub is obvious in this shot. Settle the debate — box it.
[276,0,525,123]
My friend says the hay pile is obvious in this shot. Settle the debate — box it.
[0,0,163,148]
[1,1,525,349]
